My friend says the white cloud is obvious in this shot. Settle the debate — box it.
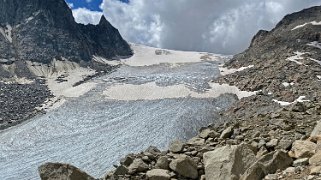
[72,8,103,25]
[86,0,93,3]
[73,0,321,54]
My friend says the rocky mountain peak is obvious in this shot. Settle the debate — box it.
[0,0,132,66]
[99,15,111,27]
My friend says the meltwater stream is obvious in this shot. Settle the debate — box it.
[0,59,239,179]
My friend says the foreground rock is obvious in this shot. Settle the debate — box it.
[169,155,198,179]
[146,169,170,180]
[242,151,292,180]
[203,144,256,180]
[38,163,95,180]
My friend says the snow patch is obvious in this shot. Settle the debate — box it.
[273,96,310,106]
[292,21,321,30]
[282,82,294,87]
[27,59,97,98]
[219,65,254,76]
[0,77,34,85]
[0,24,13,43]
[99,44,227,67]
[103,82,255,101]
[286,51,307,66]
[307,41,321,49]
[310,58,321,66]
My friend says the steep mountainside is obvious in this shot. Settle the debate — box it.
[0,0,132,65]
[217,6,321,103]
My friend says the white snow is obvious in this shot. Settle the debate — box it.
[27,59,97,98]
[219,65,254,76]
[310,58,321,66]
[103,82,255,101]
[94,44,227,67]
[307,41,321,49]
[0,77,34,84]
[282,82,294,87]
[286,51,307,66]
[273,96,310,106]
[0,24,13,43]
[292,21,321,30]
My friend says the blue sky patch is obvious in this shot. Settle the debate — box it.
[66,0,129,11]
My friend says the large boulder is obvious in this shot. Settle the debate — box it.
[241,150,293,180]
[309,151,321,166]
[220,126,234,139]
[38,162,95,180]
[128,158,149,174]
[203,143,256,180]
[155,156,169,170]
[169,155,198,179]
[169,140,184,153]
[311,121,321,136]
[146,169,171,180]
[289,140,317,158]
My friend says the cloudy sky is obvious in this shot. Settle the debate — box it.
[66,0,321,55]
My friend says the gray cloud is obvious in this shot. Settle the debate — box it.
[74,0,321,54]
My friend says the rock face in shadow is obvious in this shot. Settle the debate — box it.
[0,0,132,64]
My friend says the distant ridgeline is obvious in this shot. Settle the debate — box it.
[0,0,132,70]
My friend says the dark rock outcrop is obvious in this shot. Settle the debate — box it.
[0,0,132,64]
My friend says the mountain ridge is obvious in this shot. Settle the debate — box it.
[0,0,132,64]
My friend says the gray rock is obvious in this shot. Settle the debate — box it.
[145,146,161,155]
[199,128,211,139]
[220,126,234,139]
[310,166,321,175]
[38,162,95,180]
[169,155,198,179]
[276,138,293,150]
[169,140,184,153]
[114,165,128,176]
[241,150,293,180]
[203,144,256,180]
[155,156,169,170]
[146,169,171,180]
[208,130,220,138]
[266,139,278,148]
[289,140,317,158]
[293,158,309,167]
[120,156,134,166]
[187,137,205,146]
[128,158,149,174]
[264,174,278,180]
[311,121,321,136]
[309,151,321,166]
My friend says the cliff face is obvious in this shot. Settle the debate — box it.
[0,0,132,64]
